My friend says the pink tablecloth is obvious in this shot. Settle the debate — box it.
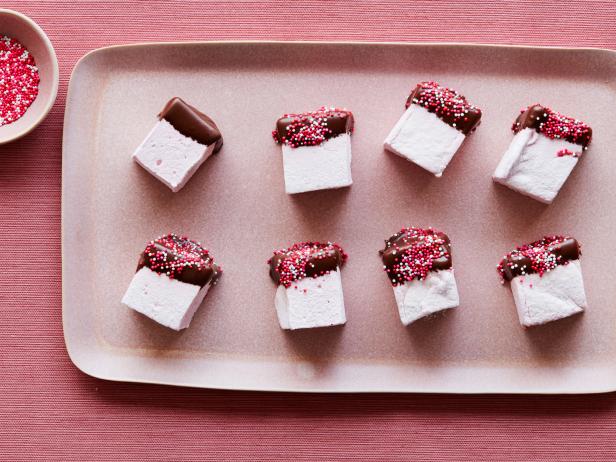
[2,1,616,460]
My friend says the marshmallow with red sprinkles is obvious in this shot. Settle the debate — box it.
[268,241,348,330]
[122,233,221,330]
[379,227,460,325]
[493,104,592,204]
[384,81,482,177]
[273,107,354,194]
[497,235,587,327]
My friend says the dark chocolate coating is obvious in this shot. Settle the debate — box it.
[137,237,219,287]
[405,85,481,135]
[379,230,452,283]
[514,104,592,147]
[514,104,549,133]
[274,110,353,144]
[159,97,223,150]
[269,245,344,285]
[499,237,580,282]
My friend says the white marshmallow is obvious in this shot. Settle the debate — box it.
[493,128,582,204]
[384,104,466,177]
[281,134,352,194]
[121,266,210,330]
[510,260,586,327]
[391,269,460,326]
[274,269,346,330]
[133,119,217,192]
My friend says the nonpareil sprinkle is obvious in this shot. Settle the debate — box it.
[0,35,40,127]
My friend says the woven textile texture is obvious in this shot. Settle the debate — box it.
[2,1,616,461]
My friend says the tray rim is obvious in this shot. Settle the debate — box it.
[62,40,616,394]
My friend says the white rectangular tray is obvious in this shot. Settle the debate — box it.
[63,41,616,393]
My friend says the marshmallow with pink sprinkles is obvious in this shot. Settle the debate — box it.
[380,227,460,326]
[122,233,221,330]
[384,81,482,177]
[273,107,354,194]
[493,104,592,204]
[268,241,348,330]
[498,235,587,327]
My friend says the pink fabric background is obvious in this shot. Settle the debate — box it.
[2,1,616,460]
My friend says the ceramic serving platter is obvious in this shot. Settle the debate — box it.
[62,41,616,393]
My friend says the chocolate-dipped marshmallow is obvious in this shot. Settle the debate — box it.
[268,241,348,330]
[497,235,587,327]
[493,104,592,204]
[384,81,482,177]
[380,227,460,325]
[122,233,221,330]
[273,107,354,194]
[132,97,223,192]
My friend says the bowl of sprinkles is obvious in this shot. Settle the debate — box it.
[0,9,58,144]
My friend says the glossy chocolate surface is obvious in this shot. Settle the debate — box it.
[137,234,220,287]
[499,237,580,282]
[380,228,452,285]
[159,97,223,148]
[513,104,592,147]
[268,242,346,287]
[405,81,482,135]
[273,107,353,147]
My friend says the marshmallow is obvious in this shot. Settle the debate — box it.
[384,105,465,177]
[493,129,582,204]
[275,269,346,330]
[498,235,586,327]
[121,233,221,331]
[392,269,459,325]
[269,241,347,330]
[122,266,211,331]
[510,261,586,327]
[281,134,352,194]
[133,97,223,192]
[380,227,459,325]
[384,81,481,177]
[273,107,354,194]
[493,104,592,204]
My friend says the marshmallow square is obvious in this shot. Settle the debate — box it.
[133,119,217,192]
[274,269,346,330]
[493,128,582,204]
[281,134,352,194]
[121,266,210,330]
[510,260,587,327]
[384,104,466,177]
[392,269,460,325]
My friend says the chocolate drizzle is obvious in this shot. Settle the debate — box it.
[405,81,482,135]
[159,97,223,150]
[380,228,452,286]
[273,107,354,148]
[268,241,347,287]
[513,104,592,148]
[137,233,220,287]
[498,236,580,282]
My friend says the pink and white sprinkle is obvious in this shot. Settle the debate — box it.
[0,35,40,127]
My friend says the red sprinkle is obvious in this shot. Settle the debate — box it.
[513,104,592,148]
[406,81,481,132]
[497,235,571,281]
[272,107,352,148]
[382,227,450,285]
[557,148,580,158]
[0,35,40,127]
[268,241,347,288]
[143,233,219,280]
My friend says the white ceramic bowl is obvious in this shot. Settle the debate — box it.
[0,9,59,144]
